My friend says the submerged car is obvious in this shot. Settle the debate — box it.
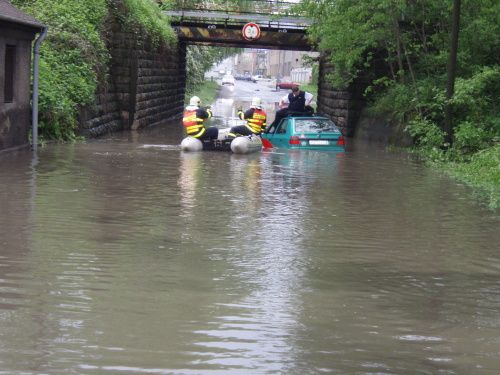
[262,116,345,150]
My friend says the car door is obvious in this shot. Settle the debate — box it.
[270,119,289,148]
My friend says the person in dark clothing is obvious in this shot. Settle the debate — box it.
[182,96,218,140]
[267,86,313,132]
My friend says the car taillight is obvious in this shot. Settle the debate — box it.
[289,136,300,145]
[337,135,345,146]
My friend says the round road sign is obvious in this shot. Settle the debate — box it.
[242,23,261,41]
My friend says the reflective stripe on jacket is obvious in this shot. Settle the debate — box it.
[183,109,205,137]
[242,108,267,134]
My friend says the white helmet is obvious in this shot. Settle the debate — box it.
[189,96,201,106]
[251,97,262,108]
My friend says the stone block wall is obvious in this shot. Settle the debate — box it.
[317,55,368,137]
[317,51,390,138]
[79,12,186,137]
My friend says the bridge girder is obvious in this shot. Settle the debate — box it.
[172,22,313,51]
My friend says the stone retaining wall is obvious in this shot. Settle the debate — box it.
[317,55,369,137]
[79,11,186,137]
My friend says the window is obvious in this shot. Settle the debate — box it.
[294,119,338,133]
[4,45,16,103]
[276,120,287,134]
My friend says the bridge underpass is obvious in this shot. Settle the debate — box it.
[80,1,366,137]
[164,0,367,136]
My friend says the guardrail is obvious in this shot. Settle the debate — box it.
[164,0,310,29]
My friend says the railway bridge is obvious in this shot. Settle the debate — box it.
[166,1,312,51]
[80,0,365,138]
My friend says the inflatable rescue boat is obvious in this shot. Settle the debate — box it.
[180,128,262,154]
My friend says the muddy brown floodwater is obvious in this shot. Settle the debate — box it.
[0,96,499,374]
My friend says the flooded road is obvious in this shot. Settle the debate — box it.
[1,84,500,374]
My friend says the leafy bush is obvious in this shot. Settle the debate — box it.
[453,121,493,156]
[122,0,176,46]
[370,79,447,125]
[450,66,500,131]
[298,0,499,207]
[405,117,445,150]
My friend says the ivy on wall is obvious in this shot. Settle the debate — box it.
[12,0,177,140]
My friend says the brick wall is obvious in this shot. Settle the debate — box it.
[79,13,186,137]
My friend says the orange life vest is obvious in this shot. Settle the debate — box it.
[183,109,205,138]
[245,108,267,134]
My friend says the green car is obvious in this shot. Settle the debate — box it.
[262,116,345,150]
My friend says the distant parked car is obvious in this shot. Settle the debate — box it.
[235,74,249,81]
[262,115,345,150]
[251,75,272,83]
[251,75,262,82]
[276,80,300,90]
[222,74,235,86]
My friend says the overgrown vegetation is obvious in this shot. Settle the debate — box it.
[299,0,499,208]
[123,0,176,46]
[193,81,220,107]
[13,0,175,141]
[184,45,240,103]
[160,0,293,14]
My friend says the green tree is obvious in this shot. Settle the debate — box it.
[298,0,499,206]
[185,46,239,99]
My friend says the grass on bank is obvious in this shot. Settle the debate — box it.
[185,80,220,107]
[399,143,500,210]
[300,83,318,99]
[443,145,500,209]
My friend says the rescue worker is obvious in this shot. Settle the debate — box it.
[182,96,218,140]
[228,97,267,137]
[267,86,314,132]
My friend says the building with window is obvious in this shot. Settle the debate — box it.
[0,0,44,152]
[267,50,318,81]
[234,51,256,76]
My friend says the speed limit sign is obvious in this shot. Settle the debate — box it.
[242,23,261,41]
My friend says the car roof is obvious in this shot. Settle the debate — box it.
[288,116,329,120]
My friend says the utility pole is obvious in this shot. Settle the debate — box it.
[444,0,461,145]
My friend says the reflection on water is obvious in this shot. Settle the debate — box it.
[0,126,499,374]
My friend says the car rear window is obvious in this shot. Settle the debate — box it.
[294,119,339,133]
